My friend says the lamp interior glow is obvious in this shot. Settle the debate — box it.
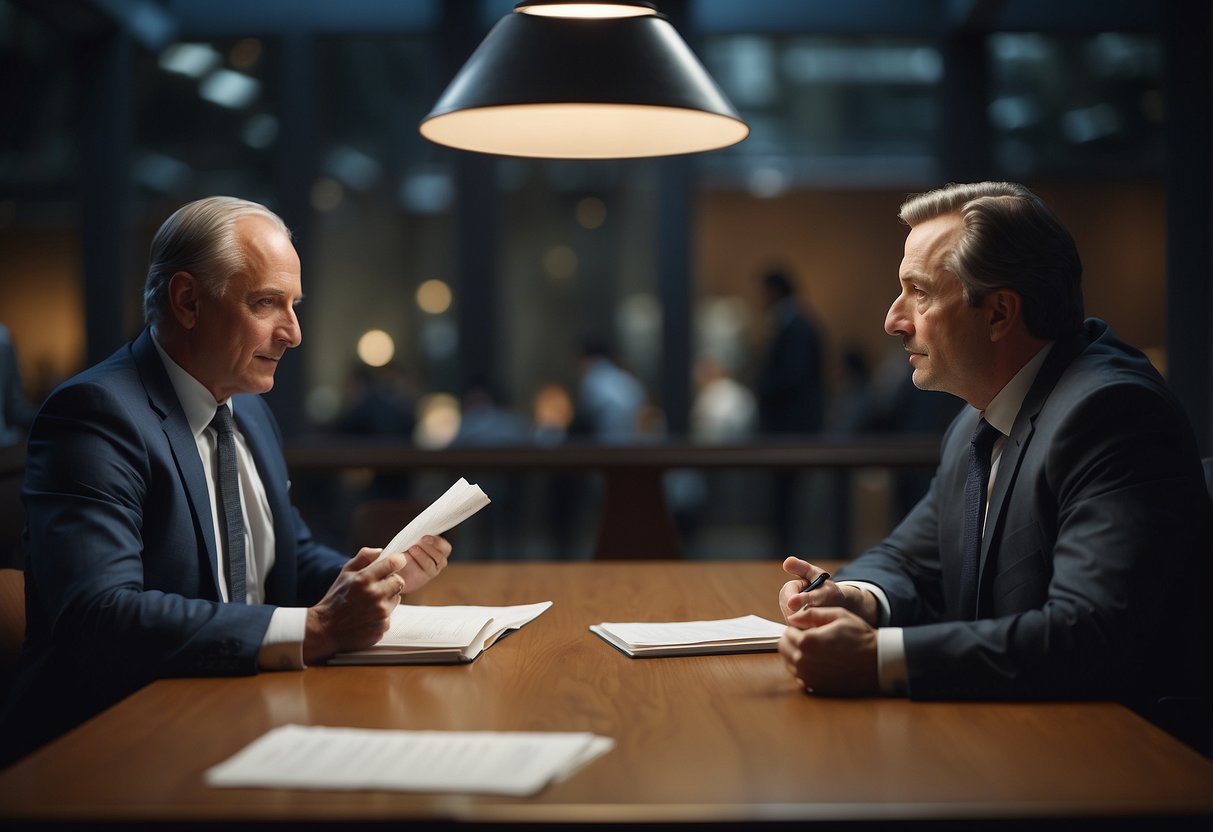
[419,1,748,159]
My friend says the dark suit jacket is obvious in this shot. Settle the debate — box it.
[0,329,348,764]
[838,319,1212,707]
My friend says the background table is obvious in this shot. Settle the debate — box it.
[1,561,1210,827]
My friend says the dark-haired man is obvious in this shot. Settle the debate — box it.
[778,183,1210,739]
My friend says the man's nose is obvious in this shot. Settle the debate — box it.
[279,308,302,348]
[884,294,908,337]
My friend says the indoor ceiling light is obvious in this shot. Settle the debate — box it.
[419,1,749,159]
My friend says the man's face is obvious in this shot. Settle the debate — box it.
[191,216,302,402]
[884,213,992,404]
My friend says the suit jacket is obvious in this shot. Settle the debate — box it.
[1,329,349,764]
[838,319,1212,706]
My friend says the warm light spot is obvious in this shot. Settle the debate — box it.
[517,2,656,19]
[229,38,262,70]
[416,279,453,315]
[357,329,395,367]
[543,245,578,283]
[575,197,606,229]
[414,393,461,449]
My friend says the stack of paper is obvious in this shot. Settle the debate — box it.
[329,601,552,665]
[206,724,614,796]
[590,614,787,658]
[376,477,490,561]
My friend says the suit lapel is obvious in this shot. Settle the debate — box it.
[976,329,1091,611]
[131,329,222,595]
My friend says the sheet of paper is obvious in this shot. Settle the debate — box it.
[377,605,496,648]
[377,477,491,562]
[593,614,786,647]
[206,725,614,796]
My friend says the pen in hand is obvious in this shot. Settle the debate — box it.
[802,572,830,594]
[796,573,830,614]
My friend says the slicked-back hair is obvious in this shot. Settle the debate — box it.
[143,196,291,327]
[899,182,1084,340]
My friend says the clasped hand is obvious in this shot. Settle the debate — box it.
[777,556,880,696]
[303,535,452,663]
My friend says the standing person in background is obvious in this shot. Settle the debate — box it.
[0,324,37,446]
[1,197,453,767]
[572,336,646,444]
[754,267,826,554]
[755,267,824,436]
[776,182,1211,752]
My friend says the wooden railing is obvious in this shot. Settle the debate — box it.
[1,438,942,562]
[283,437,942,559]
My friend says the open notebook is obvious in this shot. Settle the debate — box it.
[589,614,786,658]
[329,601,552,665]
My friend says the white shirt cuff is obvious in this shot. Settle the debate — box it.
[837,580,907,696]
[258,607,308,671]
[875,627,908,696]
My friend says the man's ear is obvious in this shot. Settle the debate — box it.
[167,271,200,330]
[985,288,1022,342]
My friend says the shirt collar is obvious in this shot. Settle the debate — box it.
[150,332,231,440]
[983,342,1053,436]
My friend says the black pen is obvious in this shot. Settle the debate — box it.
[802,572,830,594]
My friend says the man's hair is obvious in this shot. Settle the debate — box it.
[898,182,1084,340]
[143,196,291,327]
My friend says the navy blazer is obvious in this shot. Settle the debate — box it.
[838,319,1213,706]
[2,329,349,763]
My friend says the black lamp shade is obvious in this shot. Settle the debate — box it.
[420,11,749,159]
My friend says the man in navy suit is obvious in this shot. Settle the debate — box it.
[1,197,452,765]
[777,183,1210,726]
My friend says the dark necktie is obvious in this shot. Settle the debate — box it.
[210,404,246,604]
[959,417,1000,619]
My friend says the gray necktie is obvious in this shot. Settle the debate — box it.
[959,418,1000,619]
[210,404,246,603]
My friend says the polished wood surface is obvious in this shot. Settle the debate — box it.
[1,561,1210,826]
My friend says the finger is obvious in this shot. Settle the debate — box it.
[782,556,812,578]
[345,547,380,571]
[375,552,408,578]
[790,605,841,628]
[417,535,452,563]
[408,539,448,574]
[424,534,452,557]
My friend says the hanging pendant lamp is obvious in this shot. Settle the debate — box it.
[419,1,749,159]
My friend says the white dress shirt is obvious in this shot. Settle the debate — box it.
[848,343,1054,695]
[152,336,308,670]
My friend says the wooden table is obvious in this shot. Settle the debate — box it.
[1,561,1210,828]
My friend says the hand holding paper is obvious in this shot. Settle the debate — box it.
[377,477,491,562]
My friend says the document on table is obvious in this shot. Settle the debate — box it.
[375,477,490,562]
[328,601,552,664]
[590,614,787,657]
[206,724,614,796]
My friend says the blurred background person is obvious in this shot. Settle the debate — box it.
[753,267,827,554]
[0,324,37,447]
[571,336,646,444]
[754,267,825,437]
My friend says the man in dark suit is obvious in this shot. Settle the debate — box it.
[755,268,824,436]
[776,183,1211,725]
[1,197,452,766]
[755,268,826,553]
